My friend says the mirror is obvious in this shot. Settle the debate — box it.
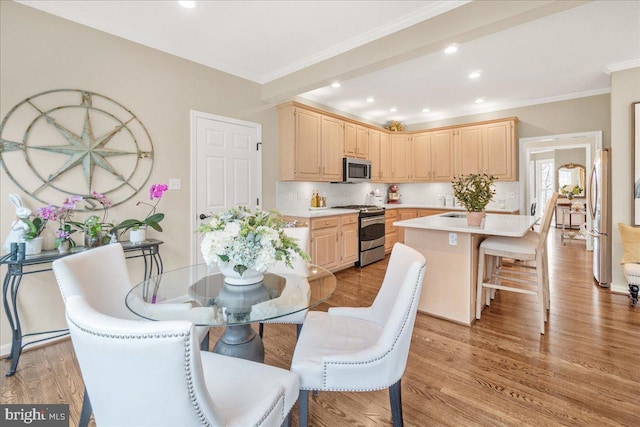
[557,163,586,196]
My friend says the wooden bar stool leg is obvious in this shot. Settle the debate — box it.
[476,248,486,319]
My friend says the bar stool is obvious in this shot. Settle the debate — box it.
[476,192,558,334]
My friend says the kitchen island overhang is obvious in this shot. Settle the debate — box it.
[394,212,538,325]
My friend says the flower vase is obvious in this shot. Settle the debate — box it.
[129,228,146,244]
[58,240,71,254]
[24,237,43,255]
[84,232,103,248]
[218,262,266,286]
[466,211,484,227]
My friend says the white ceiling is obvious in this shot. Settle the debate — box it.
[18,0,640,125]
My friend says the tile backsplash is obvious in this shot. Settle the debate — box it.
[277,181,520,211]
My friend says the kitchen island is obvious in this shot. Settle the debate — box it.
[394,212,537,325]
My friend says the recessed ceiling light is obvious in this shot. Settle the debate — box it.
[390,107,397,112]
[444,45,458,54]
[331,82,341,88]
[468,71,481,79]
[366,97,375,103]
[475,98,485,104]
[422,108,430,113]
[178,1,196,9]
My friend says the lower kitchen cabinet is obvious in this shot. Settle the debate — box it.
[309,214,359,272]
[384,209,398,253]
[397,209,417,244]
[340,214,359,266]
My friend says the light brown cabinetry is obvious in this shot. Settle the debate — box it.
[278,103,343,182]
[390,134,410,182]
[356,125,369,159]
[370,130,391,182]
[411,130,455,182]
[309,214,359,271]
[320,115,345,181]
[340,214,359,266]
[384,209,398,253]
[279,101,518,183]
[397,209,417,244]
[344,122,357,158]
[455,119,517,180]
[418,209,448,217]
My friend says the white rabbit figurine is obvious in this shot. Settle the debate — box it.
[3,194,32,253]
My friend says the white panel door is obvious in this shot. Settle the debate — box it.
[192,111,261,262]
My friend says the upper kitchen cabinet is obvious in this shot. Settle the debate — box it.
[321,115,345,181]
[455,118,518,181]
[370,130,392,182]
[356,125,369,159]
[345,122,369,159]
[390,133,410,182]
[278,102,343,181]
[411,130,454,182]
[344,121,357,157]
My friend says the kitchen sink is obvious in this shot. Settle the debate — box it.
[440,213,466,218]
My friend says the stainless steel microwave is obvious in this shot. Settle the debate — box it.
[341,157,371,183]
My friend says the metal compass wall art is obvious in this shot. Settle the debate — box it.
[0,89,154,208]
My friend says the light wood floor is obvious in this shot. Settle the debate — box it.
[1,229,639,426]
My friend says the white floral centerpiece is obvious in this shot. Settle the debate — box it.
[560,184,582,200]
[197,207,309,285]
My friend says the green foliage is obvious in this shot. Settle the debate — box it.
[451,173,497,212]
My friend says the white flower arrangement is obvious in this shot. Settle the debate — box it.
[197,207,309,276]
[560,184,583,199]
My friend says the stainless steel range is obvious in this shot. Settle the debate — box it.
[334,205,386,267]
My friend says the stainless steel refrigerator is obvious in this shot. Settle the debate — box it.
[588,149,611,287]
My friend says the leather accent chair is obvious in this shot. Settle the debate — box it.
[290,243,426,427]
[63,295,299,426]
[52,244,211,426]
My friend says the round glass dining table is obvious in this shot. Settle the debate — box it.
[126,263,336,362]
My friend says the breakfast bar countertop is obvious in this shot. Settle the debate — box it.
[394,212,538,237]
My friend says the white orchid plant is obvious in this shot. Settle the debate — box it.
[197,207,309,276]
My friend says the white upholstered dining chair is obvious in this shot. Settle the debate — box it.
[476,192,559,334]
[52,243,210,426]
[290,243,426,427]
[63,294,299,426]
[259,226,310,339]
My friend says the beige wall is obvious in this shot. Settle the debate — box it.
[0,2,280,353]
[610,67,640,288]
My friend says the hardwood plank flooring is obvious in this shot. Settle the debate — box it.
[1,229,638,426]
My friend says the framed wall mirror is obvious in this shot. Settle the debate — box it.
[557,163,586,196]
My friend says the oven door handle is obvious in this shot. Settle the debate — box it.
[360,216,385,225]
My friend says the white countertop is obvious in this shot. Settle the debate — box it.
[384,204,519,214]
[280,204,518,219]
[393,212,538,237]
[280,207,359,218]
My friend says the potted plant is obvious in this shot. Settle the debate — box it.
[197,207,309,285]
[19,207,50,255]
[112,184,167,243]
[451,173,497,226]
[65,192,113,248]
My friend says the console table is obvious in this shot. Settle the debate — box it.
[1,239,163,376]
[560,209,587,245]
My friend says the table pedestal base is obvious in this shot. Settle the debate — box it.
[213,324,264,363]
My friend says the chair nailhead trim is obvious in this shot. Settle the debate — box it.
[67,315,212,426]
[255,386,286,427]
[321,264,425,391]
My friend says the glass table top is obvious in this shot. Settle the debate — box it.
[126,263,336,326]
